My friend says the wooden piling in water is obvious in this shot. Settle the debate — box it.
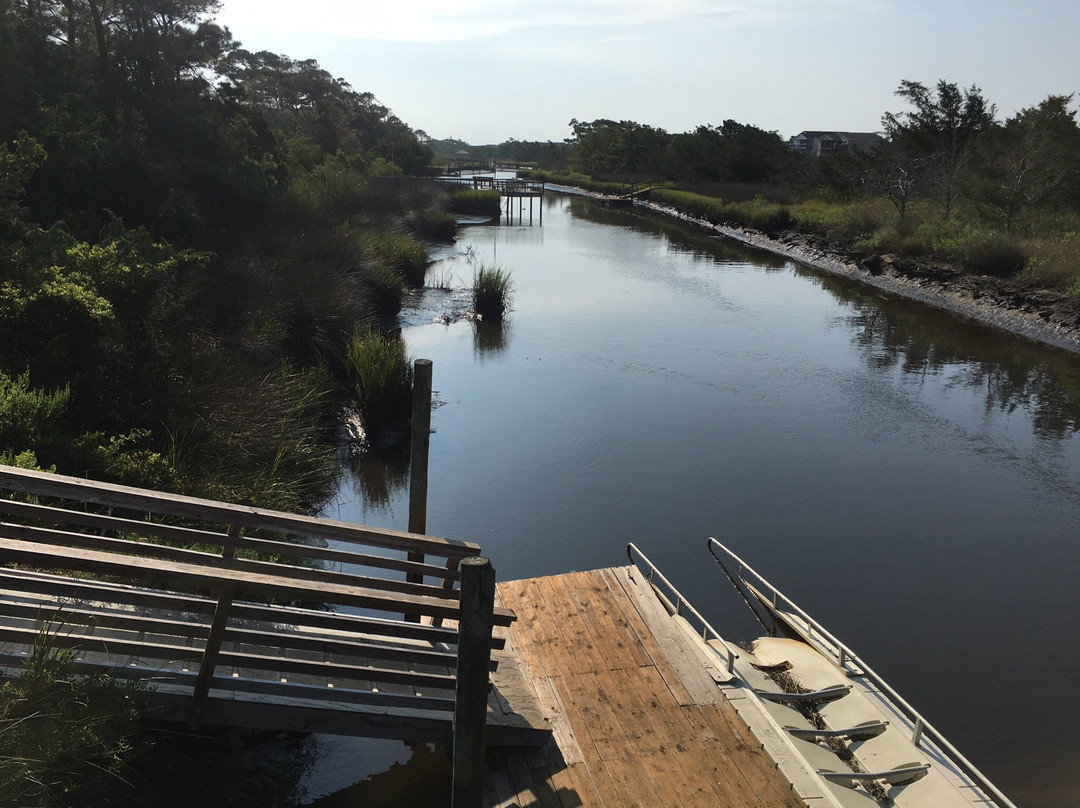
[453,556,496,808]
[407,359,433,615]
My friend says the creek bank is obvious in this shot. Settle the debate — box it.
[553,184,1080,355]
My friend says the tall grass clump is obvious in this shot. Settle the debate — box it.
[961,232,1029,278]
[343,326,413,445]
[472,265,514,321]
[447,189,502,217]
[0,629,147,807]
[357,231,428,286]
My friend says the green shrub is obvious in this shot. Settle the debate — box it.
[650,189,792,232]
[343,326,413,444]
[0,629,147,807]
[472,265,514,321]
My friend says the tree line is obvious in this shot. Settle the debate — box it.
[1,0,443,510]
[535,81,1080,258]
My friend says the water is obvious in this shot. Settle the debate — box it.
[321,194,1080,807]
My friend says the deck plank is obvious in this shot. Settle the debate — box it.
[490,566,804,808]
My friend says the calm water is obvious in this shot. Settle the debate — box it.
[321,194,1080,807]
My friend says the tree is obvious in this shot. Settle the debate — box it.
[966,95,1080,232]
[567,119,670,176]
[882,79,996,218]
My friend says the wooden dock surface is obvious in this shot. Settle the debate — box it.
[486,566,804,808]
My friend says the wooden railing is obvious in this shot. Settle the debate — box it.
[0,465,514,741]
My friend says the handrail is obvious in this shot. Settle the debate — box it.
[626,542,739,674]
[0,465,479,559]
[708,537,1018,808]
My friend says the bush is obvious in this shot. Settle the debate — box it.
[472,265,514,321]
[343,326,413,445]
[650,189,792,232]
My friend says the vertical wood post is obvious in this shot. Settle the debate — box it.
[407,359,433,621]
[452,556,495,808]
[408,359,433,538]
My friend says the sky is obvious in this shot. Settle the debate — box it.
[214,0,1080,145]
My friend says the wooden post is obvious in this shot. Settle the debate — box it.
[452,556,495,808]
[407,359,433,621]
[408,359,433,538]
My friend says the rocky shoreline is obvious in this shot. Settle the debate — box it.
[552,184,1080,356]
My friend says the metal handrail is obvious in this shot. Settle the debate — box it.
[626,542,739,674]
[708,537,1018,808]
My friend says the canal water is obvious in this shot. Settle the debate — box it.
[318,193,1080,807]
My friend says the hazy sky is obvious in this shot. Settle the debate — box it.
[215,0,1079,144]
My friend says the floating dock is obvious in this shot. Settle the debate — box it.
[485,567,804,808]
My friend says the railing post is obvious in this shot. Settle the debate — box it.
[452,557,495,808]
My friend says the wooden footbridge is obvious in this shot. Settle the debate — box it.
[0,465,818,807]
[0,466,549,750]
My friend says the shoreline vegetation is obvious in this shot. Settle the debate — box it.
[512,88,1080,354]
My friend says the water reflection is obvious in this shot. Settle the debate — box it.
[567,197,789,268]
[805,268,1080,438]
[473,318,511,358]
[346,441,409,515]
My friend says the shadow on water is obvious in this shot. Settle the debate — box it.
[305,744,451,808]
[121,728,315,808]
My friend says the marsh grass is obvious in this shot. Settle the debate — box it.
[343,326,413,445]
[650,189,792,232]
[1023,233,1080,291]
[472,265,514,321]
[355,231,428,286]
[0,628,147,807]
[447,189,502,217]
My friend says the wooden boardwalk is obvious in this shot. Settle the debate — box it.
[0,466,549,747]
[485,567,805,808]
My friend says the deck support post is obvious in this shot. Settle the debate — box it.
[452,556,495,808]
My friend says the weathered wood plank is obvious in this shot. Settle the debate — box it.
[0,498,462,583]
[0,522,463,600]
[489,568,806,808]
[0,465,480,558]
[0,538,515,624]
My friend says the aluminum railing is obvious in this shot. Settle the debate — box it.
[626,542,740,674]
[708,536,1018,808]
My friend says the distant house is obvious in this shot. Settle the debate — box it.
[788,131,883,157]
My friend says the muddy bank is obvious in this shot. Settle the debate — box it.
[552,184,1080,355]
